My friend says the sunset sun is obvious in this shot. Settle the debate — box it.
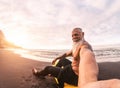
[4,30,29,48]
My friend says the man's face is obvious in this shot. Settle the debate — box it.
[72,30,83,42]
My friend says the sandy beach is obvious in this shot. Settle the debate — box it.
[0,49,58,88]
[0,49,120,88]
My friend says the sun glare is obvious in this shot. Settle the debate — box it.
[4,30,29,48]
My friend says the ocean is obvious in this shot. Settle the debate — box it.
[8,47,120,63]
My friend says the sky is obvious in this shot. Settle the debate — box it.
[0,0,120,49]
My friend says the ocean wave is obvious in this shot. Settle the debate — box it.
[8,48,120,62]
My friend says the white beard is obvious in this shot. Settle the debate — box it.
[72,40,83,54]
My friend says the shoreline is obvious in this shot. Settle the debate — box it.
[6,48,120,63]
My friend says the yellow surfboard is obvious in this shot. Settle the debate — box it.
[55,78,78,88]
[64,83,78,88]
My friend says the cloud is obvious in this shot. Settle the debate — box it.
[0,0,120,49]
[80,0,109,10]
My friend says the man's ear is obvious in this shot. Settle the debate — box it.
[82,32,84,37]
[81,32,84,41]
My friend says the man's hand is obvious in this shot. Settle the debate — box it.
[52,58,58,65]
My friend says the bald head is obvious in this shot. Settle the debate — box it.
[72,28,83,33]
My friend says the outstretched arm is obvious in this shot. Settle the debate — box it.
[78,46,98,87]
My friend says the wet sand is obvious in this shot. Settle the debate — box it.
[0,49,58,88]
